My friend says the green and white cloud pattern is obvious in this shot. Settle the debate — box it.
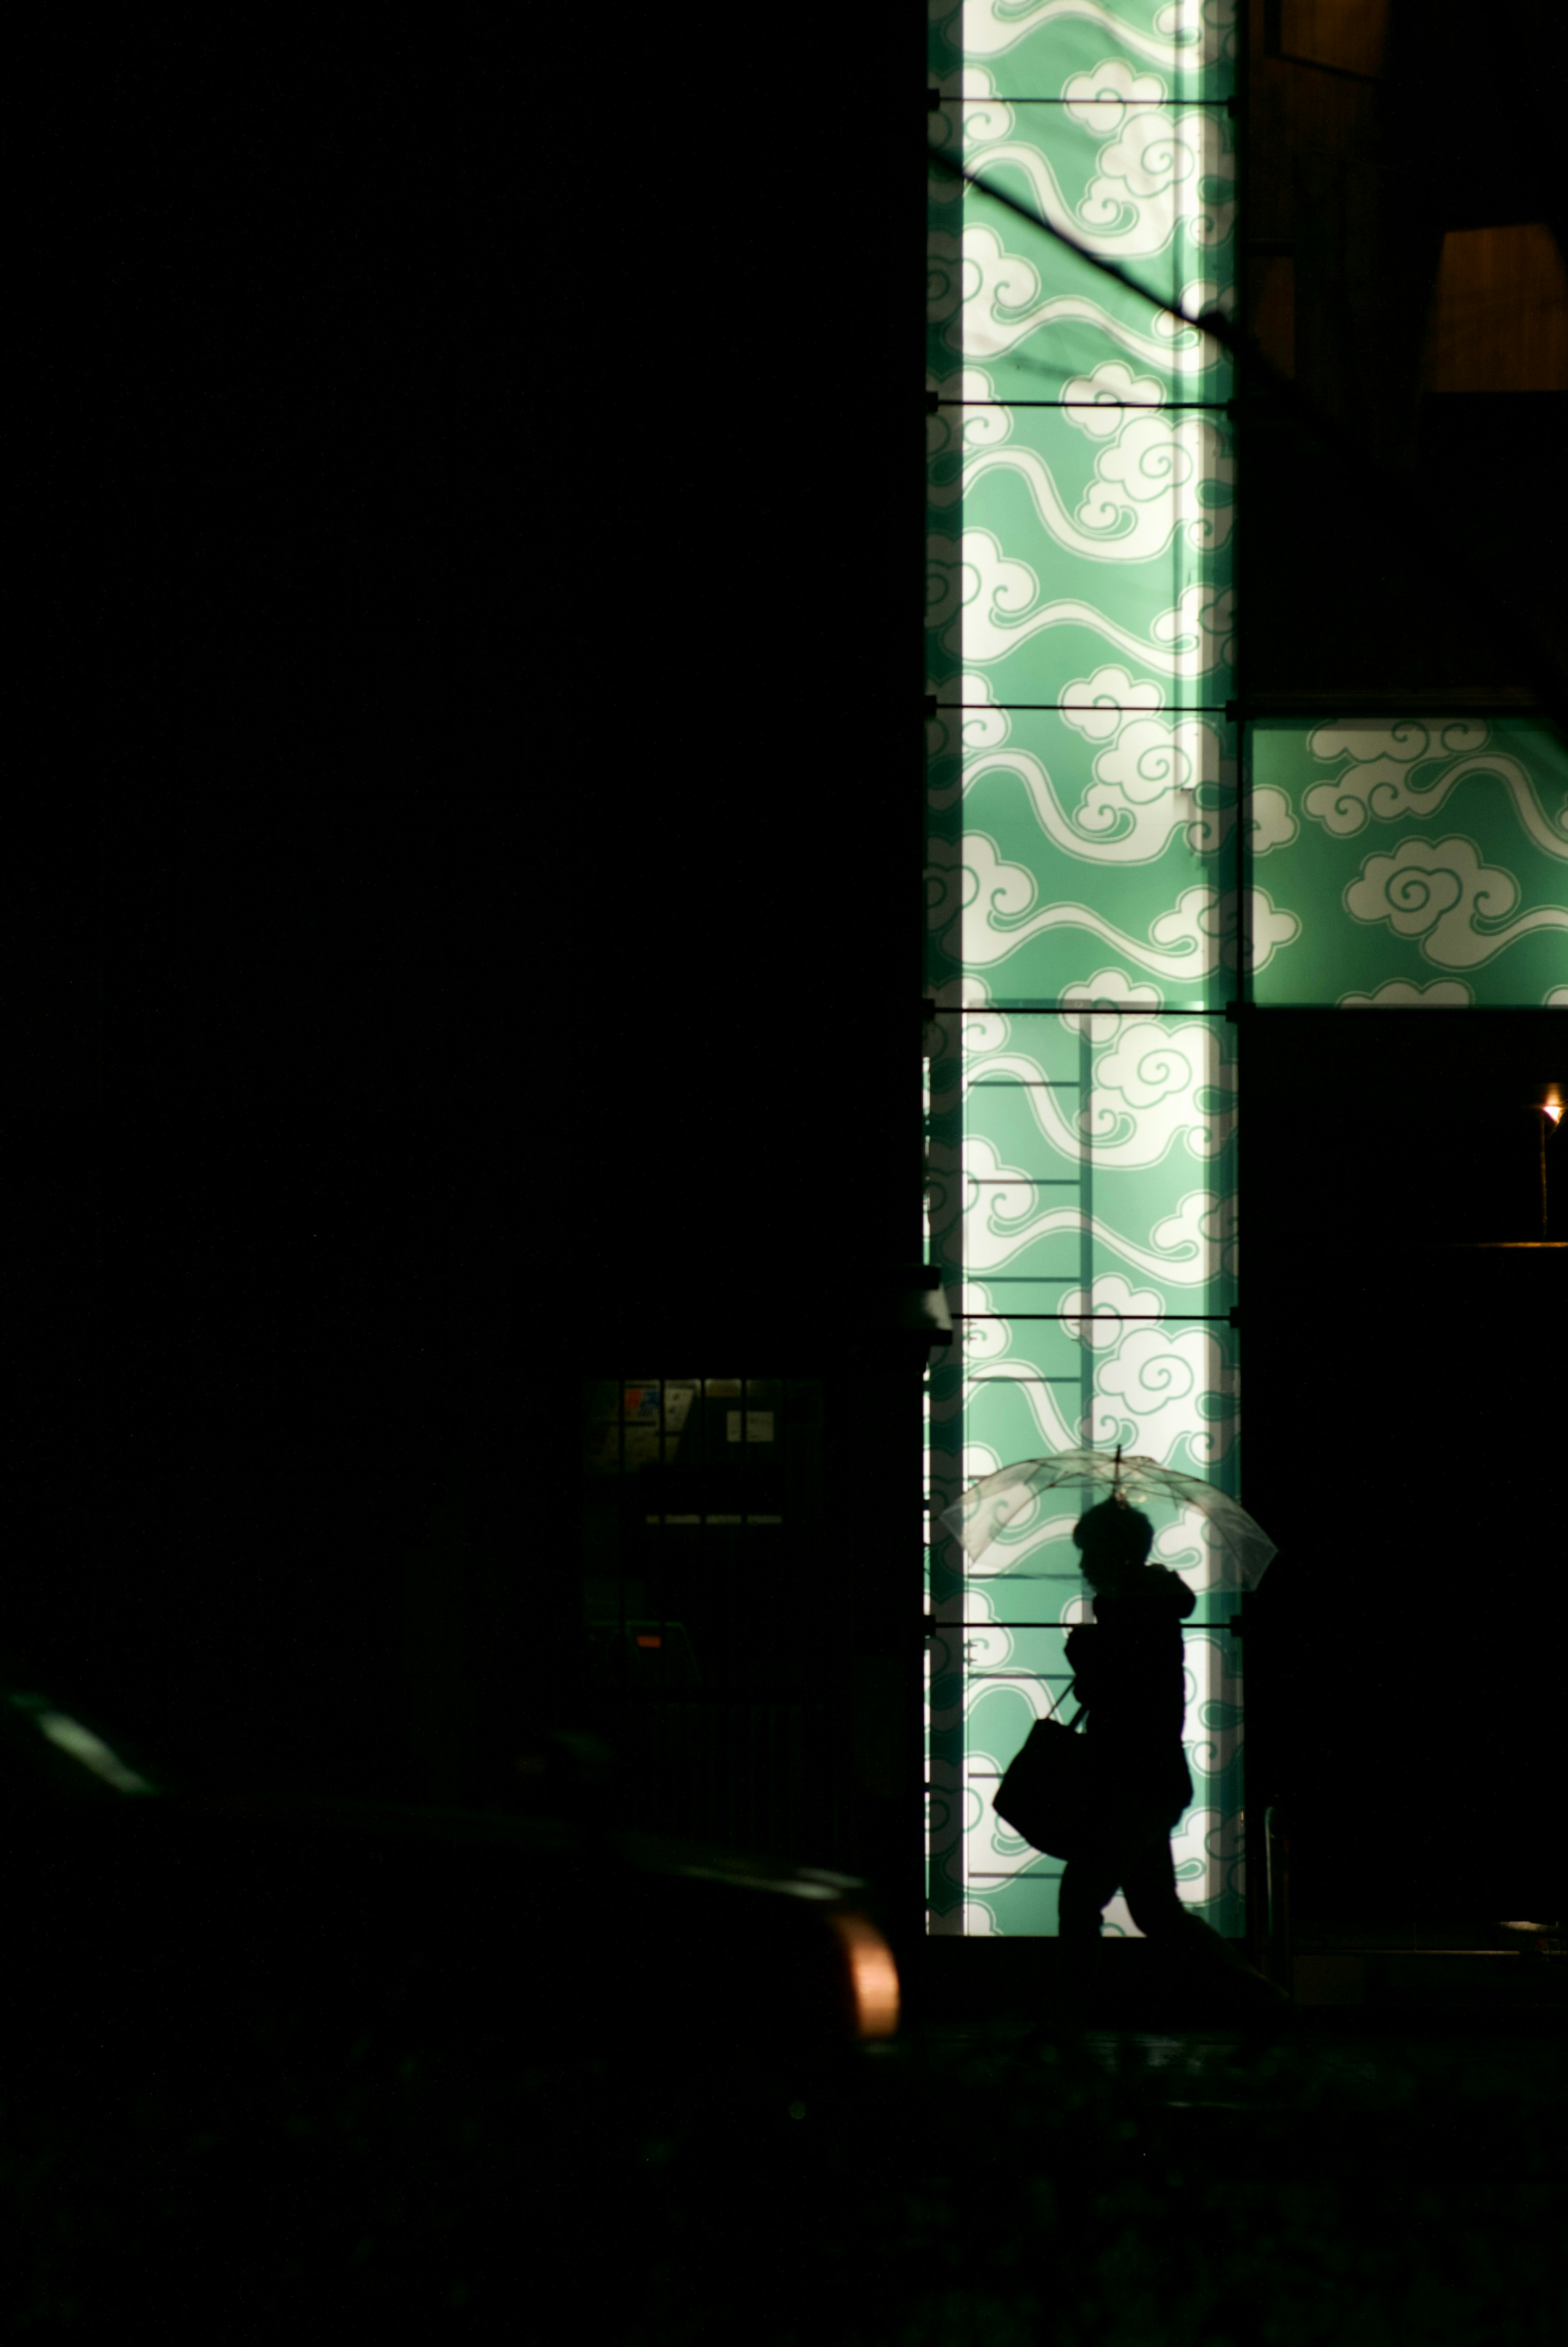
[923,4,1564,1947]
[925,6,1254,1942]
[925,990,1243,1938]
[1250,721,1568,1005]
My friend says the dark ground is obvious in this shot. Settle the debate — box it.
[7,1994,1563,2338]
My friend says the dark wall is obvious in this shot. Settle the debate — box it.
[13,27,517,1798]
[16,26,924,1837]
[1244,0,1568,708]
[1238,4,1568,1923]
[1237,1010,1567,1918]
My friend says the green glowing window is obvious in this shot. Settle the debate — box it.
[926,1,1244,1939]
[1243,719,1568,1007]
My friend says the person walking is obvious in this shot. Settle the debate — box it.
[1059,1496,1285,2019]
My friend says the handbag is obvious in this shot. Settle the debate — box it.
[992,1686,1098,1862]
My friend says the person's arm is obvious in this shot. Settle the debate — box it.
[1156,1568,1197,1620]
[1063,1621,1100,1705]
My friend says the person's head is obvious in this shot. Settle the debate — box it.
[1071,1496,1154,1591]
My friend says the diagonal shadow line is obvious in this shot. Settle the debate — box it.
[927,141,1568,748]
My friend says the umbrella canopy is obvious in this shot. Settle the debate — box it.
[938,1448,1277,1591]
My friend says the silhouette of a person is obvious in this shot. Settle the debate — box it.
[1058,1496,1251,1982]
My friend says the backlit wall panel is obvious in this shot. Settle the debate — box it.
[1246,719,1568,1006]
[925,1,1244,1941]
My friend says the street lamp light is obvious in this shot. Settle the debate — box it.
[1536,1093,1564,1240]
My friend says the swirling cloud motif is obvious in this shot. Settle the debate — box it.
[1344,835,1568,969]
[1248,786,1297,856]
[1082,414,1232,548]
[927,65,1013,157]
[1152,1189,1237,1278]
[928,672,1011,810]
[960,1601,1017,1684]
[927,368,1011,465]
[1337,979,1473,1007]
[925,974,1016,1070]
[929,414,1234,560]
[1094,1021,1236,1161]
[1158,274,1234,338]
[1154,585,1235,678]
[1084,712,1221,811]
[927,223,1222,374]
[1183,1633,1239,1793]
[960,1020,1234,1167]
[953,1287,1011,1365]
[932,0,1235,71]
[927,833,1237,975]
[1059,667,1165,738]
[1166,1800,1237,1911]
[1151,1512,1231,1594]
[929,1648,1020,1743]
[1058,1273,1166,1347]
[1247,888,1300,970]
[927,528,1040,654]
[1090,1323,1236,1465]
[1057,968,1164,1037]
[929,531,1233,677]
[962,718,1224,864]
[1040,695,1238,858]
[1063,62,1168,124]
[1060,361,1167,432]
[931,839,1298,979]
[1310,720,1485,768]
[1097,1019,1208,1110]
[950,1135,1235,1285]
[1303,723,1568,862]
[954,105,1235,258]
[944,1340,1087,1463]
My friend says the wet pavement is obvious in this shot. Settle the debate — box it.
[9,1988,1563,2336]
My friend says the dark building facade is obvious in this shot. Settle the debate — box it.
[12,14,1561,1980]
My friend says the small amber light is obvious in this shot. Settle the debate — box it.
[635,1634,662,1648]
[832,1912,900,2039]
[1544,1102,1564,1125]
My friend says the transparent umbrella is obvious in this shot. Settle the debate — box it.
[938,1445,1277,1590]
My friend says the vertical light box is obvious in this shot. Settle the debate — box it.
[926,0,1245,1940]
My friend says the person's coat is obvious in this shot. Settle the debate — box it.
[1064,1565,1195,1830]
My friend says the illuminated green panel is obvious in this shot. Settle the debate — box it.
[927,90,1235,402]
[1245,719,1568,1007]
[924,4,1243,1944]
[926,1007,1237,1325]
[926,1414,1245,1937]
[925,1004,1243,1940]
[927,399,1235,710]
[928,0,1239,102]
[927,703,1238,1006]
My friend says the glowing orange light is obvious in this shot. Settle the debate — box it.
[831,1912,901,2039]
[1544,1102,1564,1125]
[635,1634,662,1648]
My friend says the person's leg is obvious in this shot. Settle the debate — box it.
[1122,1823,1280,1991]
[1057,1843,1121,1943]
[1119,1819,1192,1944]
[1054,1842,1123,2021]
